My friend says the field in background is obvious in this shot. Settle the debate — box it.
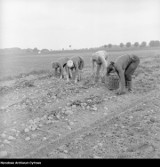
[0,48,160,80]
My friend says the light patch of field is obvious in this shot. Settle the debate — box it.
[0,49,160,80]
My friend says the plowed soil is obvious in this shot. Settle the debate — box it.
[1,50,160,159]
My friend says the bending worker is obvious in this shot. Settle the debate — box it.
[92,50,109,82]
[52,57,69,79]
[66,56,84,83]
[106,54,140,95]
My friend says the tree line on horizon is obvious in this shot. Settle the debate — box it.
[0,40,160,55]
[103,40,160,49]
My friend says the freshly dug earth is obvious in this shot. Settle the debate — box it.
[0,52,160,158]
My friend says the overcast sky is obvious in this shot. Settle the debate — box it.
[1,0,160,50]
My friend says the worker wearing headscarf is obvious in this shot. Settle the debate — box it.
[66,56,84,83]
[92,50,108,82]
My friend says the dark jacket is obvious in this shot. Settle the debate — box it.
[106,54,140,94]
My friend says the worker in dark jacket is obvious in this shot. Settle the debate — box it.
[66,56,84,83]
[106,54,140,95]
[52,57,69,79]
[92,50,108,82]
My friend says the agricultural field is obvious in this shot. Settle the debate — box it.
[0,48,160,158]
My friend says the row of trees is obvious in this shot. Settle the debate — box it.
[0,47,51,55]
[104,40,160,48]
[0,40,160,55]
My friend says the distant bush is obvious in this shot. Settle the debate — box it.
[140,41,147,47]
[108,44,112,48]
[149,40,160,47]
[126,42,131,47]
[134,42,139,47]
[120,43,124,48]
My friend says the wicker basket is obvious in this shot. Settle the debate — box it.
[105,73,119,90]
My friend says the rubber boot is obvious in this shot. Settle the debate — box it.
[127,81,132,92]
[125,80,128,88]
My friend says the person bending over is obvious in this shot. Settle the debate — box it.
[92,50,109,82]
[66,56,84,83]
[106,54,140,95]
[52,57,69,79]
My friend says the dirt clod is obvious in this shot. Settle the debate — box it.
[25,137,31,141]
